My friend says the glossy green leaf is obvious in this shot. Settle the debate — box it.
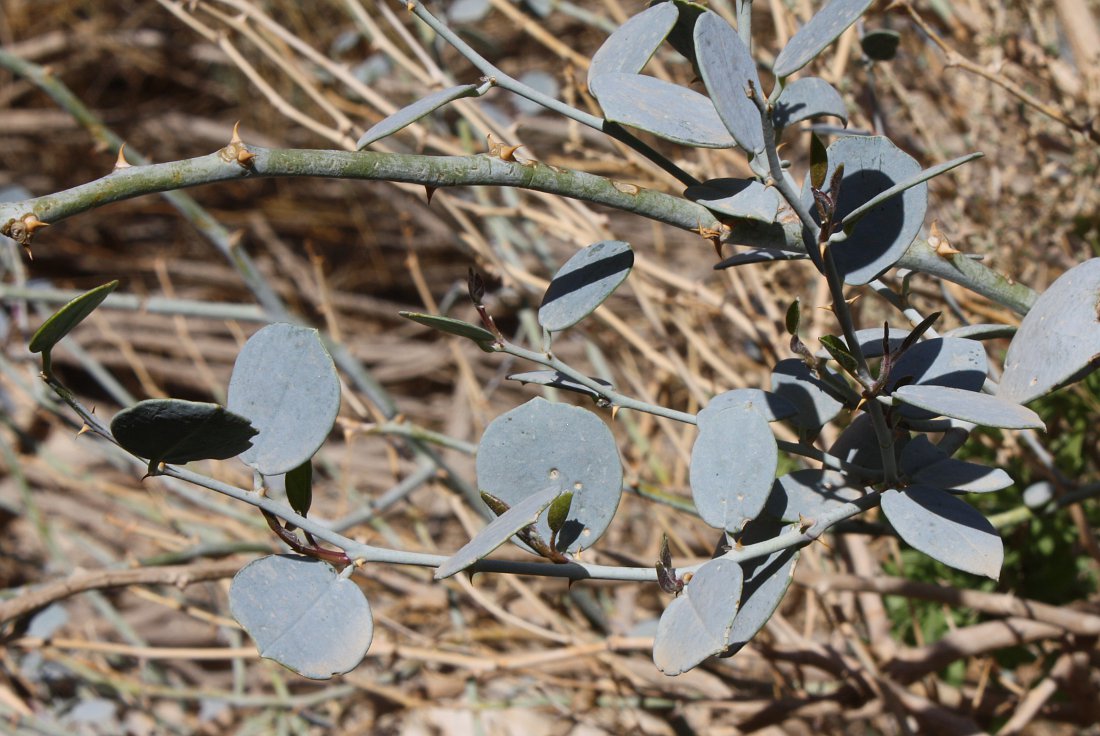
[356,84,482,149]
[810,132,828,190]
[228,324,341,476]
[653,557,743,675]
[230,555,373,679]
[785,300,801,336]
[691,402,777,531]
[694,11,765,152]
[29,281,119,366]
[891,385,1044,430]
[773,0,874,78]
[819,334,859,374]
[591,73,736,148]
[400,311,497,347]
[881,486,1003,579]
[773,77,848,131]
[477,398,622,554]
[547,491,574,535]
[111,399,257,470]
[285,459,313,517]
[588,2,679,93]
[538,240,634,332]
[435,485,562,579]
[1000,258,1100,404]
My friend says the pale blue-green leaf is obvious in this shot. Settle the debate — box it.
[230,555,373,679]
[477,398,622,553]
[587,2,679,93]
[773,77,848,130]
[889,336,988,419]
[770,358,846,435]
[1000,258,1100,404]
[1023,481,1055,509]
[227,324,341,475]
[725,220,796,250]
[827,413,897,472]
[690,403,777,531]
[539,240,634,331]
[508,370,613,400]
[700,388,797,423]
[591,73,736,148]
[514,70,559,115]
[714,248,808,269]
[435,485,562,579]
[891,385,1044,430]
[880,486,1003,579]
[694,11,765,152]
[653,557,743,675]
[651,0,707,68]
[400,311,496,347]
[356,84,481,149]
[813,327,908,359]
[765,469,863,522]
[912,458,1013,493]
[773,0,874,78]
[898,434,948,475]
[801,136,926,285]
[841,153,982,232]
[685,178,781,223]
[721,517,799,657]
[111,399,257,467]
[449,0,491,24]
[943,323,1016,341]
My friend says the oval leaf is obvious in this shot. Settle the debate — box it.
[912,457,1013,494]
[357,84,481,149]
[435,485,562,579]
[721,517,800,657]
[773,0,875,78]
[715,247,808,269]
[701,388,797,423]
[770,358,847,436]
[685,178,781,223]
[773,77,848,131]
[891,384,1044,430]
[591,73,736,148]
[802,135,927,284]
[539,240,634,332]
[111,399,257,468]
[587,2,679,93]
[880,486,1003,579]
[828,413,895,472]
[1000,258,1100,404]
[653,557,743,675]
[508,370,613,400]
[230,555,373,679]
[694,11,765,152]
[765,469,864,522]
[228,324,341,475]
[29,280,119,355]
[691,402,777,531]
[285,459,313,517]
[889,336,988,418]
[814,327,909,359]
[477,398,622,553]
[861,29,901,61]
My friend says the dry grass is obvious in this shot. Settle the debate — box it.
[1,0,1100,733]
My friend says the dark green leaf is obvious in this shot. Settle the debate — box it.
[29,280,119,370]
[785,299,801,336]
[285,459,313,518]
[861,29,901,61]
[819,334,859,374]
[111,399,257,470]
[547,491,574,534]
[810,133,828,190]
[400,311,497,347]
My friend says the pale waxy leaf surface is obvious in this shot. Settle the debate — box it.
[690,402,777,531]
[944,323,1017,341]
[227,324,341,475]
[841,153,982,232]
[765,469,864,522]
[477,398,622,553]
[889,336,988,419]
[651,0,707,68]
[448,0,491,24]
[356,84,481,149]
[685,179,781,223]
[111,399,257,468]
[694,11,765,152]
[714,248,808,269]
[880,486,1004,579]
[911,457,1013,494]
[701,387,797,423]
[1000,258,1100,404]
[802,136,927,285]
[590,73,736,148]
[400,311,496,347]
[230,555,373,680]
[770,358,846,435]
[539,240,634,332]
[828,413,897,472]
[587,2,679,93]
[435,485,562,579]
[721,517,800,657]
[892,385,1044,430]
[773,0,874,78]
[507,370,613,401]
[653,557,743,675]
[29,280,119,355]
[772,77,848,130]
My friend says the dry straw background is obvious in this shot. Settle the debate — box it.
[2,0,1100,733]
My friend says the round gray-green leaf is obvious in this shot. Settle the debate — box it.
[700,388,797,424]
[357,84,481,149]
[590,73,736,149]
[539,240,634,332]
[29,280,119,355]
[880,486,1003,579]
[477,398,622,553]
[653,557,743,675]
[110,399,257,468]
[999,258,1100,404]
[770,358,846,436]
[230,555,373,679]
[773,77,848,130]
[685,179,781,223]
[721,517,799,658]
[694,10,765,153]
[773,0,874,79]
[587,2,679,94]
[765,469,864,522]
[891,385,1044,430]
[228,324,341,476]
[691,402,777,531]
[508,370,613,401]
